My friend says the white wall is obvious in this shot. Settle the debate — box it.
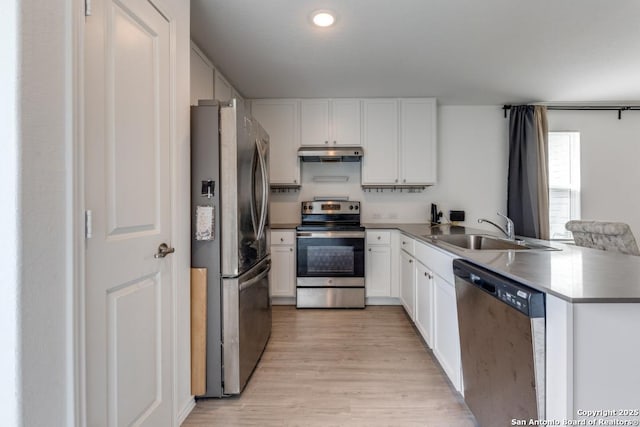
[17,0,75,425]
[172,1,194,423]
[547,110,640,241]
[270,105,508,228]
[0,0,19,424]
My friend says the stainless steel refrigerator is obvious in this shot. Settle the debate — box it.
[191,99,271,397]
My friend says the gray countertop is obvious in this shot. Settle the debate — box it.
[364,223,640,303]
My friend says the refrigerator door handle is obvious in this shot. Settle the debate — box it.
[249,142,260,238]
[255,138,268,241]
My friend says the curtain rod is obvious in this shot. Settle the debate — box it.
[502,104,640,120]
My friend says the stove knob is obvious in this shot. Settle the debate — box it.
[354,205,359,210]
[349,205,354,210]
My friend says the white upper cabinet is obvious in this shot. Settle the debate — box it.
[362,98,437,186]
[190,41,243,108]
[331,99,361,146]
[214,72,233,103]
[300,99,330,146]
[251,99,301,186]
[300,99,361,146]
[362,99,399,185]
[190,45,214,106]
[400,98,437,184]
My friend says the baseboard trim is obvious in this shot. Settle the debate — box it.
[366,297,401,306]
[176,397,196,426]
[271,296,296,305]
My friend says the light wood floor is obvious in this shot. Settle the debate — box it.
[182,306,476,426]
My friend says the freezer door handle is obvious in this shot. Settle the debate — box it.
[239,260,271,291]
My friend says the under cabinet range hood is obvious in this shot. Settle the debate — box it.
[297,146,363,162]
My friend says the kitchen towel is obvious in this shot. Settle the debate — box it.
[195,205,215,240]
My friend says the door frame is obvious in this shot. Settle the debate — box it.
[72,1,87,424]
[72,0,181,424]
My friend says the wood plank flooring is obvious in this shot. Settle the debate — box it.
[182,306,476,426]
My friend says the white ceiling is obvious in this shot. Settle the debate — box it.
[191,0,640,105]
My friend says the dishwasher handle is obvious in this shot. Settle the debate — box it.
[469,273,496,294]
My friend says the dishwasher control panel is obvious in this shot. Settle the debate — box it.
[457,261,545,318]
[497,288,531,314]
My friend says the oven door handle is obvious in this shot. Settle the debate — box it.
[296,231,365,238]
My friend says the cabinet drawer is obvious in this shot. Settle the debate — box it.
[366,230,391,245]
[271,230,295,245]
[400,234,415,256]
[415,241,457,284]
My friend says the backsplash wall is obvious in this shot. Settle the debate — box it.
[270,105,509,228]
[270,161,434,223]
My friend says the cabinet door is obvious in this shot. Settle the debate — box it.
[400,250,416,320]
[332,99,361,146]
[251,100,300,185]
[300,99,329,146]
[400,98,437,184]
[190,47,213,106]
[433,274,462,392]
[415,262,434,348]
[232,88,245,110]
[270,245,296,297]
[214,72,232,102]
[362,99,399,185]
[365,245,391,297]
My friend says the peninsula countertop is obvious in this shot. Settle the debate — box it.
[363,223,640,303]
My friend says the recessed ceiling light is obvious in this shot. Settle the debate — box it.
[311,10,336,27]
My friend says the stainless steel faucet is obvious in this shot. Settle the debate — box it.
[478,212,515,240]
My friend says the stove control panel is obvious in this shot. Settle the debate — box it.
[301,201,360,215]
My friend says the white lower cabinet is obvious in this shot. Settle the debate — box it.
[366,245,392,297]
[400,250,416,320]
[365,230,393,299]
[433,273,462,392]
[414,262,434,348]
[397,236,462,392]
[270,231,296,301]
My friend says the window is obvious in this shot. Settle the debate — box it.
[548,132,581,240]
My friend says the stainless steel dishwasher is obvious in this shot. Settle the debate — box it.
[453,259,545,427]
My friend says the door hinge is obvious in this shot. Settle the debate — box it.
[85,0,92,16]
[85,210,93,239]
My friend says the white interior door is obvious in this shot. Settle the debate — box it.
[84,0,174,425]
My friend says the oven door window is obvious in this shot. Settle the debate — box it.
[297,237,364,277]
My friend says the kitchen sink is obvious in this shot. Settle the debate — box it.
[424,234,556,251]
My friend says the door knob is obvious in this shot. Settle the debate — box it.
[154,243,175,258]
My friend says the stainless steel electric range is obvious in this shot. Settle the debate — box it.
[296,200,365,308]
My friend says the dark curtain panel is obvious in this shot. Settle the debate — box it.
[507,105,548,239]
